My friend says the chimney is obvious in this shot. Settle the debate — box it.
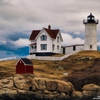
[48,25,51,30]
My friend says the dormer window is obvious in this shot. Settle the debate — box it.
[41,35,47,41]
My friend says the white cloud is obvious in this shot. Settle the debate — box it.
[11,38,30,48]
[0,0,100,34]
[0,0,100,53]
[74,31,81,35]
[0,38,6,44]
[62,33,84,46]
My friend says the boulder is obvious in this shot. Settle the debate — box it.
[83,84,100,91]
[17,89,26,93]
[83,90,97,97]
[46,80,57,91]
[57,80,73,93]
[5,89,18,99]
[82,84,100,98]
[35,78,46,90]
[71,91,83,100]
[14,74,33,90]
[0,78,13,89]
[0,89,5,95]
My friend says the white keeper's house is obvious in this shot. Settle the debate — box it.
[29,25,63,56]
[29,13,99,57]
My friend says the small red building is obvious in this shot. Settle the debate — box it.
[16,58,33,74]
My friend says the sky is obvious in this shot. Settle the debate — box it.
[0,0,100,58]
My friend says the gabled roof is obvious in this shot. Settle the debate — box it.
[21,58,33,65]
[44,28,59,39]
[29,30,40,40]
[29,27,59,40]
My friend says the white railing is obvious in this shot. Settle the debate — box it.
[30,49,37,53]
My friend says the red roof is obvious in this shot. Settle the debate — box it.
[29,28,59,40]
[29,30,40,40]
[30,43,37,46]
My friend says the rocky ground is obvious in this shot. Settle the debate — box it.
[0,74,100,100]
[1,51,100,99]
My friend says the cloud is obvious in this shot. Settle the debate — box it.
[0,38,6,44]
[0,0,100,58]
[74,31,81,35]
[0,0,99,33]
[11,38,30,48]
[62,33,84,46]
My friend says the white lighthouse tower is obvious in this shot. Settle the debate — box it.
[83,13,99,50]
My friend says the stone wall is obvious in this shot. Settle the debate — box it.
[0,74,100,100]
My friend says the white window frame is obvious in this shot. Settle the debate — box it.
[41,44,47,50]
[41,35,47,41]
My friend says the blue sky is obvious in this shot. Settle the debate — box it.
[0,0,100,59]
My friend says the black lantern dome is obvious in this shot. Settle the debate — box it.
[83,13,98,24]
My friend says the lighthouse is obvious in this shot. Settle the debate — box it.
[83,13,99,50]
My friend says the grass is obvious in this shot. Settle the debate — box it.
[0,50,100,79]
[51,54,65,57]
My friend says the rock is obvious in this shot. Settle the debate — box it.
[60,92,66,97]
[57,80,73,93]
[35,78,46,90]
[82,84,100,99]
[1,74,100,100]
[46,80,57,91]
[34,92,44,100]
[19,94,31,100]
[83,84,100,91]
[32,84,36,91]
[0,78,13,89]
[26,91,35,100]
[0,89,5,95]
[5,89,18,100]
[14,74,33,90]
[83,90,97,97]
[72,91,83,100]
[32,80,38,91]
[44,89,50,94]
[17,89,26,93]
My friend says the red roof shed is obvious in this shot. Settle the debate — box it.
[16,58,33,74]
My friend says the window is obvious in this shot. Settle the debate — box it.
[88,17,90,20]
[90,45,92,49]
[31,46,33,50]
[53,44,55,51]
[31,46,36,49]
[41,44,47,50]
[73,46,76,51]
[57,45,59,50]
[35,46,37,49]
[41,35,47,41]
[57,37,59,43]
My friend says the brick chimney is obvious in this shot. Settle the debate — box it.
[48,25,51,30]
